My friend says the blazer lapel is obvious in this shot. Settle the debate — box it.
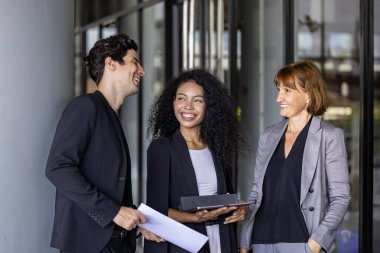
[172,130,199,196]
[211,155,227,194]
[300,116,322,205]
[94,91,132,204]
[95,91,130,171]
[257,120,287,186]
[95,91,127,153]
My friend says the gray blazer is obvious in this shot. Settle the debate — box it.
[240,116,350,252]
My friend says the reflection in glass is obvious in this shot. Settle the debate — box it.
[141,3,166,205]
[119,12,140,207]
[74,32,83,96]
[181,0,227,80]
[373,1,380,252]
[237,0,284,202]
[118,4,165,251]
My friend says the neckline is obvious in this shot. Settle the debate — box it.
[189,147,209,152]
[283,117,312,159]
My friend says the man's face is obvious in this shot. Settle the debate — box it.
[114,49,145,96]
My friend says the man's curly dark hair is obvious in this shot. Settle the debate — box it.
[148,69,241,169]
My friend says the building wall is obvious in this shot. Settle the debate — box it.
[0,0,74,252]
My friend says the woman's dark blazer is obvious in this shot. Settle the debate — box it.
[45,91,134,253]
[144,130,238,253]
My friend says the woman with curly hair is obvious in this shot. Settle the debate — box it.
[143,69,247,253]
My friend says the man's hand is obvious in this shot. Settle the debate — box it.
[307,238,322,253]
[240,248,249,253]
[113,206,146,230]
[139,227,165,243]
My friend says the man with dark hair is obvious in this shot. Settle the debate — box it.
[46,33,147,253]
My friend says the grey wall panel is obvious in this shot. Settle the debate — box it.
[0,0,74,252]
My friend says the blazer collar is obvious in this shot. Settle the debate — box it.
[265,119,288,159]
[308,115,322,134]
[94,90,129,160]
[172,130,199,196]
[271,118,288,134]
[271,116,321,134]
[256,119,287,180]
[300,116,322,204]
[262,117,323,205]
[264,119,288,157]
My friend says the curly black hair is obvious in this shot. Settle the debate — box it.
[148,69,241,169]
[84,33,138,84]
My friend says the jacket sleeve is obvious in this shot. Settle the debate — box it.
[144,138,170,253]
[310,127,351,251]
[45,97,120,228]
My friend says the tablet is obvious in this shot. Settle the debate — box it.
[193,201,253,211]
[179,194,253,212]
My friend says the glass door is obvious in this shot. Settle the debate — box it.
[373,0,380,251]
[295,0,360,252]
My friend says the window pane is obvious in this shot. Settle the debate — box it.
[373,0,380,251]
[237,0,284,200]
[295,0,359,252]
[141,2,166,203]
[119,13,140,205]
[118,5,165,251]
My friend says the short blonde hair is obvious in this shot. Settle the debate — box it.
[274,60,329,116]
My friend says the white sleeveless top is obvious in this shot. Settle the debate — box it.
[189,147,221,253]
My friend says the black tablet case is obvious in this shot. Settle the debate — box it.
[179,194,240,212]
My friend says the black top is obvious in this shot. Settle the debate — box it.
[252,118,312,243]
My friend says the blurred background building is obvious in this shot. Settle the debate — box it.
[0,0,379,252]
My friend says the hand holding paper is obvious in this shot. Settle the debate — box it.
[137,203,208,253]
[139,227,165,242]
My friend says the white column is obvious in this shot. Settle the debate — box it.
[0,0,74,252]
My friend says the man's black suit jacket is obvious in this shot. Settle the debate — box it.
[46,91,134,253]
[144,130,238,253]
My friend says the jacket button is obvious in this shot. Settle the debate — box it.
[309,188,314,193]
[119,177,125,181]
[309,207,314,211]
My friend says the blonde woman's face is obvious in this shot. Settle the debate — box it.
[275,81,310,119]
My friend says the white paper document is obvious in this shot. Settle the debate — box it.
[137,203,208,253]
